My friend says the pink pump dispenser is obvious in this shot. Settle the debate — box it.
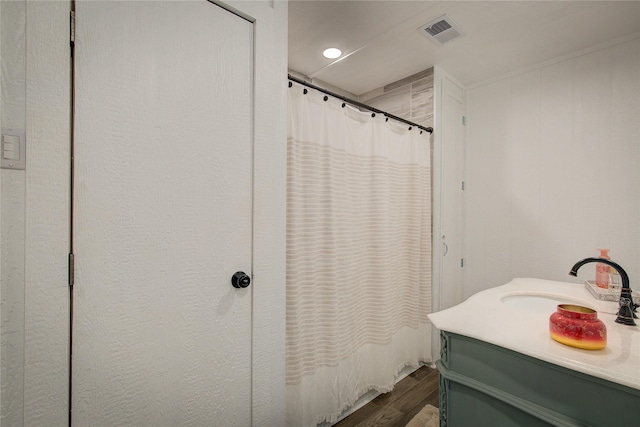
[595,249,610,289]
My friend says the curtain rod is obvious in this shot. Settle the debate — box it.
[287,74,433,134]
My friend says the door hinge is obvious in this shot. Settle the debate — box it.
[68,253,75,287]
[462,116,466,126]
[461,258,464,268]
[70,10,75,46]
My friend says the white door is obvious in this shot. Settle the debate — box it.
[440,77,465,309]
[72,2,253,425]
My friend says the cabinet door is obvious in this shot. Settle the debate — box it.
[73,2,253,425]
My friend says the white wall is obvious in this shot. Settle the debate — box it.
[464,37,640,299]
[1,2,70,425]
[1,2,28,425]
[0,1,287,425]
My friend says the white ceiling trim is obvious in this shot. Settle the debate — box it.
[466,30,640,90]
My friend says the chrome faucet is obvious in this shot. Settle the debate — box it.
[569,257,638,326]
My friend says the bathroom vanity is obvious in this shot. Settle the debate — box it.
[429,278,640,427]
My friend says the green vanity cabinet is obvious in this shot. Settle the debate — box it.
[437,331,640,426]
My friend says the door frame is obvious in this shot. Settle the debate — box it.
[66,1,288,425]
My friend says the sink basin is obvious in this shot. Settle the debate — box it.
[501,293,594,314]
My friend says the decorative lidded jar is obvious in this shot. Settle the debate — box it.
[549,304,606,350]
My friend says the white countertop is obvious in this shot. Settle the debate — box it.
[428,278,640,391]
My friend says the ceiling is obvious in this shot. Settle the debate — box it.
[288,1,640,96]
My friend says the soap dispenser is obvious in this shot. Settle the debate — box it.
[595,248,610,289]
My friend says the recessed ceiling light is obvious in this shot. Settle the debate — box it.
[323,48,342,59]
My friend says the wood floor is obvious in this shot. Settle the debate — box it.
[333,366,439,427]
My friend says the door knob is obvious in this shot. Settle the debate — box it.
[442,234,449,256]
[231,271,251,288]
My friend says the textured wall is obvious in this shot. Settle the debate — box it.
[1,2,27,425]
[23,2,71,426]
[2,6,71,425]
[464,37,640,299]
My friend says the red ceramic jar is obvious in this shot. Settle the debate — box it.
[549,304,607,350]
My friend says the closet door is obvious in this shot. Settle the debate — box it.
[440,77,465,309]
[72,2,253,425]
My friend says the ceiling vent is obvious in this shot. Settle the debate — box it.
[418,15,465,45]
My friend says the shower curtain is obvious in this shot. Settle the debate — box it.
[286,83,433,426]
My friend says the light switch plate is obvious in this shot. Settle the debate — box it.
[1,128,26,170]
